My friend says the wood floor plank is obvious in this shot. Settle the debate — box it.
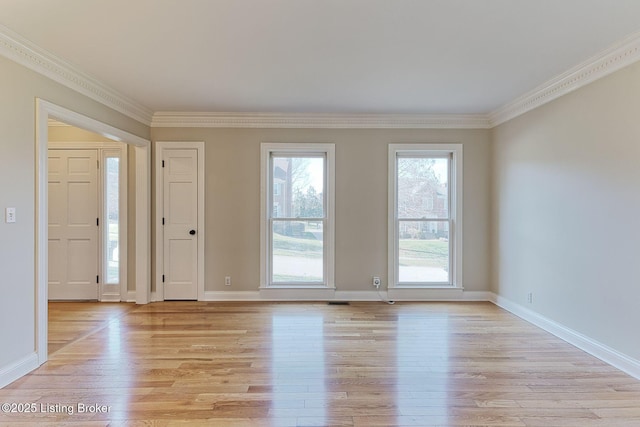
[0,301,638,426]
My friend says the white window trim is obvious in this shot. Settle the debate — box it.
[260,143,335,289]
[388,143,463,289]
[101,148,128,302]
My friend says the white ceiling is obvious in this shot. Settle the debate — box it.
[1,0,640,116]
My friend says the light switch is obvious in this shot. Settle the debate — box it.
[6,207,16,223]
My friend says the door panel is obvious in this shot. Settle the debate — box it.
[48,149,99,300]
[163,149,198,300]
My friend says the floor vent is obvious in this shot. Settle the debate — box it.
[328,301,350,305]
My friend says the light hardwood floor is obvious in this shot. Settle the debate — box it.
[1,301,639,426]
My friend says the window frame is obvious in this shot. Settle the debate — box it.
[260,143,335,289]
[388,144,463,289]
[102,152,121,286]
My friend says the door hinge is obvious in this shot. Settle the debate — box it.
[162,217,165,225]
[97,218,99,226]
[162,274,165,283]
[97,275,99,284]
[162,160,165,168]
[97,160,99,169]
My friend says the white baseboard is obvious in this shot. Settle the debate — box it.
[124,290,136,303]
[203,290,387,301]
[461,291,494,301]
[334,291,387,301]
[204,291,262,301]
[490,293,640,380]
[387,287,464,301]
[0,352,39,389]
[202,289,491,302]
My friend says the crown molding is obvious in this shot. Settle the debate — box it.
[489,30,640,127]
[151,111,491,129]
[0,23,153,126]
[3,22,640,130]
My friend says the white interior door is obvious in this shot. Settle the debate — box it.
[48,149,99,300]
[163,149,199,300]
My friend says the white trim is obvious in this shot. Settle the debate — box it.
[260,143,335,289]
[125,290,137,303]
[387,287,463,301]
[36,99,151,366]
[155,141,206,301]
[152,112,490,129]
[48,118,71,127]
[334,291,386,301]
[204,291,262,301]
[0,352,39,389]
[3,22,640,131]
[42,102,149,147]
[0,24,152,125]
[490,293,640,380]
[489,30,640,126]
[99,293,122,303]
[259,288,337,300]
[48,141,125,149]
[134,144,151,305]
[460,291,493,301]
[201,290,489,302]
[388,144,463,290]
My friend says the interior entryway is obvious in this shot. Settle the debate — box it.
[155,142,205,301]
[47,140,127,301]
[36,99,152,366]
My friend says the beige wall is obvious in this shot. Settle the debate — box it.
[49,125,116,142]
[491,62,640,360]
[0,55,148,371]
[150,128,492,293]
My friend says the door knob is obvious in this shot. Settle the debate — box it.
[189,229,196,235]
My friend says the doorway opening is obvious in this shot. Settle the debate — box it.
[48,124,128,302]
[35,99,151,366]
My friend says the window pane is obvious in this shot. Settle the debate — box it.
[272,156,324,218]
[398,221,449,283]
[105,157,119,284]
[272,220,323,283]
[397,157,448,219]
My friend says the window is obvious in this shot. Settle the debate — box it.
[261,144,335,288]
[389,144,462,288]
[104,156,120,285]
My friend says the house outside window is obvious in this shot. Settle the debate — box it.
[389,144,462,288]
[261,143,335,288]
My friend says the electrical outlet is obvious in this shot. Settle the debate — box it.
[372,276,381,288]
[5,207,16,223]
[527,292,533,304]
[225,276,231,286]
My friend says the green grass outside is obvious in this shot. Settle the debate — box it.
[399,239,449,268]
[273,274,323,282]
[271,232,448,268]
[273,232,323,259]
